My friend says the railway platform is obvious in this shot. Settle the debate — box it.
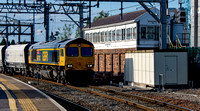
[0,74,66,111]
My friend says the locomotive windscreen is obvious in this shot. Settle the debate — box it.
[66,47,78,57]
[81,47,93,57]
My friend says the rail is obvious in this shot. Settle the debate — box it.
[89,86,193,111]
[5,74,193,111]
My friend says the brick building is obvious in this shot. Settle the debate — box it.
[83,8,160,77]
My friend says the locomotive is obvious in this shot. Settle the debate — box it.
[0,38,95,84]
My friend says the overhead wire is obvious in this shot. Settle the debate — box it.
[90,0,176,16]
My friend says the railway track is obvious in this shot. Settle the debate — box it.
[88,86,193,111]
[42,90,91,111]
[3,74,193,111]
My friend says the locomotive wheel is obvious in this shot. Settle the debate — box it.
[25,69,29,77]
[61,80,65,84]
[61,77,66,84]
[56,79,61,83]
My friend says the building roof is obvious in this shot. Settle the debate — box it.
[86,8,152,28]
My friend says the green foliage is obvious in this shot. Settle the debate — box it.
[57,23,74,40]
[22,40,26,44]
[0,38,6,45]
[93,10,109,22]
[11,40,15,45]
[7,41,10,45]
[75,27,80,38]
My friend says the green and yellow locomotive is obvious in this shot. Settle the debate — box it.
[29,38,94,84]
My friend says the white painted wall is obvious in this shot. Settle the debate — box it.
[94,40,137,50]
[125,51,188,87]
[125,51,154,86]
[136,8,160,26]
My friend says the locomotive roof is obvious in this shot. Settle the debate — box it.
[29,38,93,49]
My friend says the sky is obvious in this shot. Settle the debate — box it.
[0,0,182,42]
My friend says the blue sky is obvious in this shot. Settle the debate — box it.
[0,0,182,42]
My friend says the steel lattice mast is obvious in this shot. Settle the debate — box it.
[185,0,191,46]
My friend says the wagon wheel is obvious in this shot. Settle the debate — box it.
[20,68,24,76]
[11,68,15,76]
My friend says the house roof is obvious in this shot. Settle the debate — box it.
[86,8,152,28]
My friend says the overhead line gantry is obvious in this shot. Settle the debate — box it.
[0,2,87,43]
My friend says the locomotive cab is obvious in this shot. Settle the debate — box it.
[64,40,94,84]
[29,38,95,85]
[65,43,94,71]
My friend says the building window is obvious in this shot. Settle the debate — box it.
[141,27,146,39]
[147,27,154,39]
[87,33,89,41]
[112,30,115,41]
[156,27,159,40]
[97,32,101,42]
[84,33,86,40]
[122,29,125,40]
[85,33,89,41]
[105,31,108,42]
[89,33,92,42]
[108,31,111,41]
[126,28,131,40]
[133,28,136,39]
[93,33,97,43]
[116,29,121,41]
[101,32,104,42]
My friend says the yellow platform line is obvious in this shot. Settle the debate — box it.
[0,78,38,111]
[0,84,17,111]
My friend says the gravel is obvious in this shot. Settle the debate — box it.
[16,77,142,111]
[99,85,200,110]
[15,76,200,110]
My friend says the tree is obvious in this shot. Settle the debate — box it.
[0,38,6,45]
[75,27,80,38]
[57,23,74,40]
[92,10,109,22]
[22,40,26,44]
[7,41,10,45]
[11,40,15,45]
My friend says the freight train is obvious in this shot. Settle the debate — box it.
[0,38,95,84]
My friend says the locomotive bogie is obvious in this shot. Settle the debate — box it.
[65,70,94,85]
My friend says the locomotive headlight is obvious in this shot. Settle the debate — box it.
[67,65,73,68]
[87,65,93,68]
